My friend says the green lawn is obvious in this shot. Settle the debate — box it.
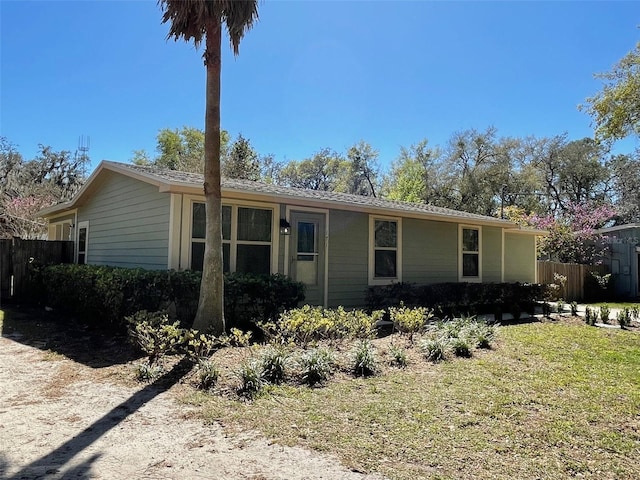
[184,323,640,480]
[587,301,640,309]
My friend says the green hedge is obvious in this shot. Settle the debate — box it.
[32,265,304,333]
[365,282,548,318]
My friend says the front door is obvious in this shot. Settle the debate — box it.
[290,211,326,306]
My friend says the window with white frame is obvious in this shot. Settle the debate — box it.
[460,226,481,280]
[369,216,402,284]
[191,202,273,275]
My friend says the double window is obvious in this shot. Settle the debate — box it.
[190,202,273,275]
[369,216,402,285]
[460,226,481,281]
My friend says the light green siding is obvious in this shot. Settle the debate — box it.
[77,171,170,269]
[482,226,503,282]
[504,233,536,282]
[403,219,458,283]
[327,209,368,308]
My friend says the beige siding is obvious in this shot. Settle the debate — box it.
[504,233,536,282]
[77,171,170,269]
[403,218,458,283]
[327,209,368,308]
[482,226,502,282]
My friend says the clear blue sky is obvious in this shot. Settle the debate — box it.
[1,0,639,173]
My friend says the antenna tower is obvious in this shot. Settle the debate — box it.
[75,135,90,177]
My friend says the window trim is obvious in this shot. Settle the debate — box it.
[368,215,402,286]
[459,224,482,282]
[180,195,279,275]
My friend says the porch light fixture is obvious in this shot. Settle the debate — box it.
[279,218,291,235]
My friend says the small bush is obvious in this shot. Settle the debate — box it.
[389,303,434,339]
[630,306,640,322]
[299,348,335,386]
[237,359,264,398]
[270,306,382,346]
[126,310,185,366]
[185,331,218,361]
[599,305,611,324]
[584,307,598,326]
[570,301,579,316]
[617,308,631,329]
[388,343,408,368]
[197,359,220,390]
[260,346,291,385]
[542,302,552,317]
[351,340,378,377]
[420,337,448,362]
[556,300,565,314]
[219,328,253,347]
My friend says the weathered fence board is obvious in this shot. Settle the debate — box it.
[537,261,609,301]
[0,238,74,304]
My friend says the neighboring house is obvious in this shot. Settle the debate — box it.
[596,224,640,299]
[39,161,543,308]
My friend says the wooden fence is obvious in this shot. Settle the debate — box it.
[537,261,609,302]
[0,238,74,304]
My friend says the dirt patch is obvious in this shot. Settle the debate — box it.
[0,315,384,480]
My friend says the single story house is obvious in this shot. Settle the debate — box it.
[596,223,640,299]
[39,161,544,308]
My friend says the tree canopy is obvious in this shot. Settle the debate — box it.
[582,42,640,142]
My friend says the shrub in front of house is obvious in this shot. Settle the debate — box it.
[350,339,378,377]
[366,281,547,319]
[33,265,305,333]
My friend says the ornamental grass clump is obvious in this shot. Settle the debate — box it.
[260,346,291,385]
[299,347,335,386]
[197,359,220,390]
[450,337,473,358]
[388,343,408,368]
[461,321,497,349]
[237,359,264,398]
[420,337,448,363]
[599,305,611,324]
[350,339,378,377]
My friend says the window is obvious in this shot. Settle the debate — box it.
[369,216,402,285]
[460,226,481,281]
[77,221,89,265]
[48,221,72,241]
[191,203,273,275]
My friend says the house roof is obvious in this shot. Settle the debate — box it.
[595,223,640,234]
[39,160,543,232]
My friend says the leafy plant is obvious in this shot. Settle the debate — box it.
[420,337,448,362]
[599,305,611,324]
[299,348,335,386]
[260,346,291,385]
[570,301,579,316]
[556,300,565,314]
[388,343,408,368]
[134,362,164,382]
[542,302,552,317]
[584,306,598,326]
[237,359,264,398]
[219,328,253,347]
[617,308,631,329]
[629,305,640,322]
[461,321,497,349]
[126,310,185,366]
[197,359,220,390]
[450,337,473,358]
[185,330,218,361]
[350,340,378,377]
[388,303,434,340]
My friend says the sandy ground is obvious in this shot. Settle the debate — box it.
[0,331,384,480]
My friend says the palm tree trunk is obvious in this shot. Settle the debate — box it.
[193,18,225,335]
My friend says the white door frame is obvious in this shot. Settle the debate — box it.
[284,206,329,307]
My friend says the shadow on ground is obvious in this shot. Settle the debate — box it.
[3,356,193,480]
[0,305,140,367]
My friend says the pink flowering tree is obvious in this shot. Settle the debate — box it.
[525,202,616,264]
[1,195,55,239]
